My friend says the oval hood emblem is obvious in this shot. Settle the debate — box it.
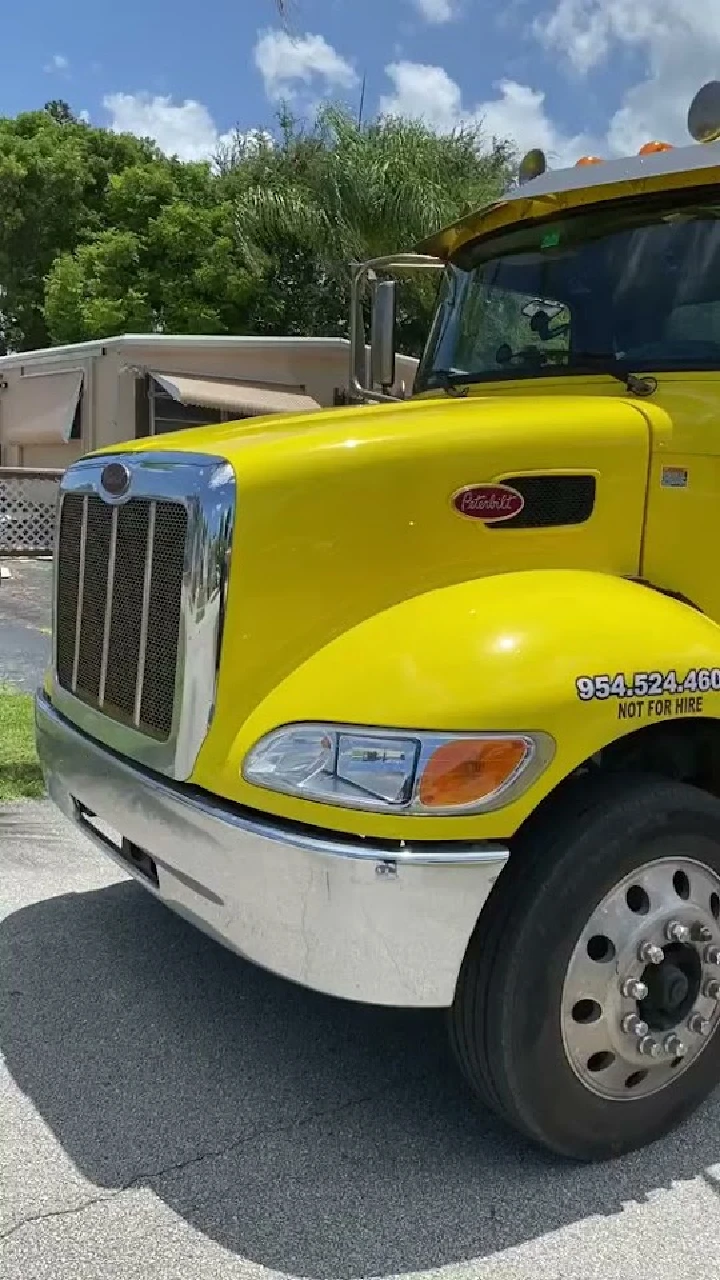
[451,483,525,523]
[101,461,131,498]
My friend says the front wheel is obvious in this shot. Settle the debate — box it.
[449,774,720,1160]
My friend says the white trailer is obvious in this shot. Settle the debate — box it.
[0,333,419,470]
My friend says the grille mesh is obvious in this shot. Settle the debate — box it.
[103,502,150,721]
[139,502,187,738]
[56,493,187,740]
[75,497,112,702]
[56,497,83,689]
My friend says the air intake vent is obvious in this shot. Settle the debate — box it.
[491,474,596,529]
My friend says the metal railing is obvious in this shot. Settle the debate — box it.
[0,468,63,557]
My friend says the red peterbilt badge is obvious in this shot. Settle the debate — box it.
[451,483,525,523]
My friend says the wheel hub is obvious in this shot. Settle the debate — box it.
[640,945,700,1031]
[561,857,720,1100]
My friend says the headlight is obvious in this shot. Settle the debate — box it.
[242,724,553,815]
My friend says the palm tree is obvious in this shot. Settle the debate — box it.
[222,105,513,350]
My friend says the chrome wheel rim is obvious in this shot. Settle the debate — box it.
[561,857,720,1100]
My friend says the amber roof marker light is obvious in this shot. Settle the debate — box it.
[688,81,720,143]
[638,141,673,154]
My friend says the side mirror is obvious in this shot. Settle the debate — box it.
[370,279,397,391]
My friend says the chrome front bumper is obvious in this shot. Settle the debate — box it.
[35,693,509,1008]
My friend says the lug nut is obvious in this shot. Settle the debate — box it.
[663,1033,688,1058]
[693,923,713,943]
[704,978,720,1000]
[665,920,691,944]
[638,1035,662,1058]
[622,1013,649,1037]
[621,977,649,1000]
[705,945,720,966]
[688,1012,710,1036]
[638,940,664,966]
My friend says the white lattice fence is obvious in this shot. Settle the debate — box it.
[0,468,63,556]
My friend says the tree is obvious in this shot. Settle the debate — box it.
[0,108,159,349]
[45,161,254,343]
[0,97,513,352]
[44,100,77,126]
[223,106,513,353]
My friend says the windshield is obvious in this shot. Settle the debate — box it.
[415,191,720,392]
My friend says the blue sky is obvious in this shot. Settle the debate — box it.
[1,1,716,169]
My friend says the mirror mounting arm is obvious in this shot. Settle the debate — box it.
[348,253,444,405]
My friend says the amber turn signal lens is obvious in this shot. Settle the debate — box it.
[638,140,673,154]
[575,155,603,166]
[418,738,529,809]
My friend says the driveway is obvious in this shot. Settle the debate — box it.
[3,799,720,1279]
[0,560,52,691]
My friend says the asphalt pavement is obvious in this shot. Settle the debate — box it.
[3,799,720,1279]
[0,559,52,691]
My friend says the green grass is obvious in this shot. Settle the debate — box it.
[0,688,45,801]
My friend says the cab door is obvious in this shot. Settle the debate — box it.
[642,372,720,623]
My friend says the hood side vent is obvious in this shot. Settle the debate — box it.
[491,474,596,529]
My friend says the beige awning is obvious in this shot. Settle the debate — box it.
[150,372,321,417]
[1,369,83,446]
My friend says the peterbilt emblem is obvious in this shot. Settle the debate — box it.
[451,483,525,523]
[101,461,131,498]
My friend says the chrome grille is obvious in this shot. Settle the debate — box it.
[56,493,187,740]
[51,450,235,781]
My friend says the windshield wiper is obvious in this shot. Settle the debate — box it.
[427,370,471,398]
[568,353,658,397]
[428,357,657,398]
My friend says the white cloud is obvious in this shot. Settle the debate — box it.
[103,92,239,161]
[534,0,720,154]
[103,92,273,163]
[479,81,599,166]
[379,61,599,167]
[44,53,69,73]
[379,62,462,133]
[410,0,457,22]
[383,4,720,171]
[237,128,274,154]
[254,29,358,102]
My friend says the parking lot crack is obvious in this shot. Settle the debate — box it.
[133,1083,402,1189]
[2,1082,413,1247]
[0,1190,127,1244]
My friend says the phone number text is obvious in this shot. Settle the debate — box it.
[576,669,720,701]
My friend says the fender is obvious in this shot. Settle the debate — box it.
[198,570,720,841]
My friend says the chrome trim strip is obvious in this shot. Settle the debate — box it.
[220,804,508,867]
[98,503,118,708]
[70,493,88,694]
[133,499,156,727]
[51,483,63,675]
[51,451,236,781]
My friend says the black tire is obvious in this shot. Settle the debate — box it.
[449,771,720,1161]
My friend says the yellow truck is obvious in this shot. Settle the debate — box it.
[35,80,720,1161]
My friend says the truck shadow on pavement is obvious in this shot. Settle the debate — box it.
[3,877,720,1277]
